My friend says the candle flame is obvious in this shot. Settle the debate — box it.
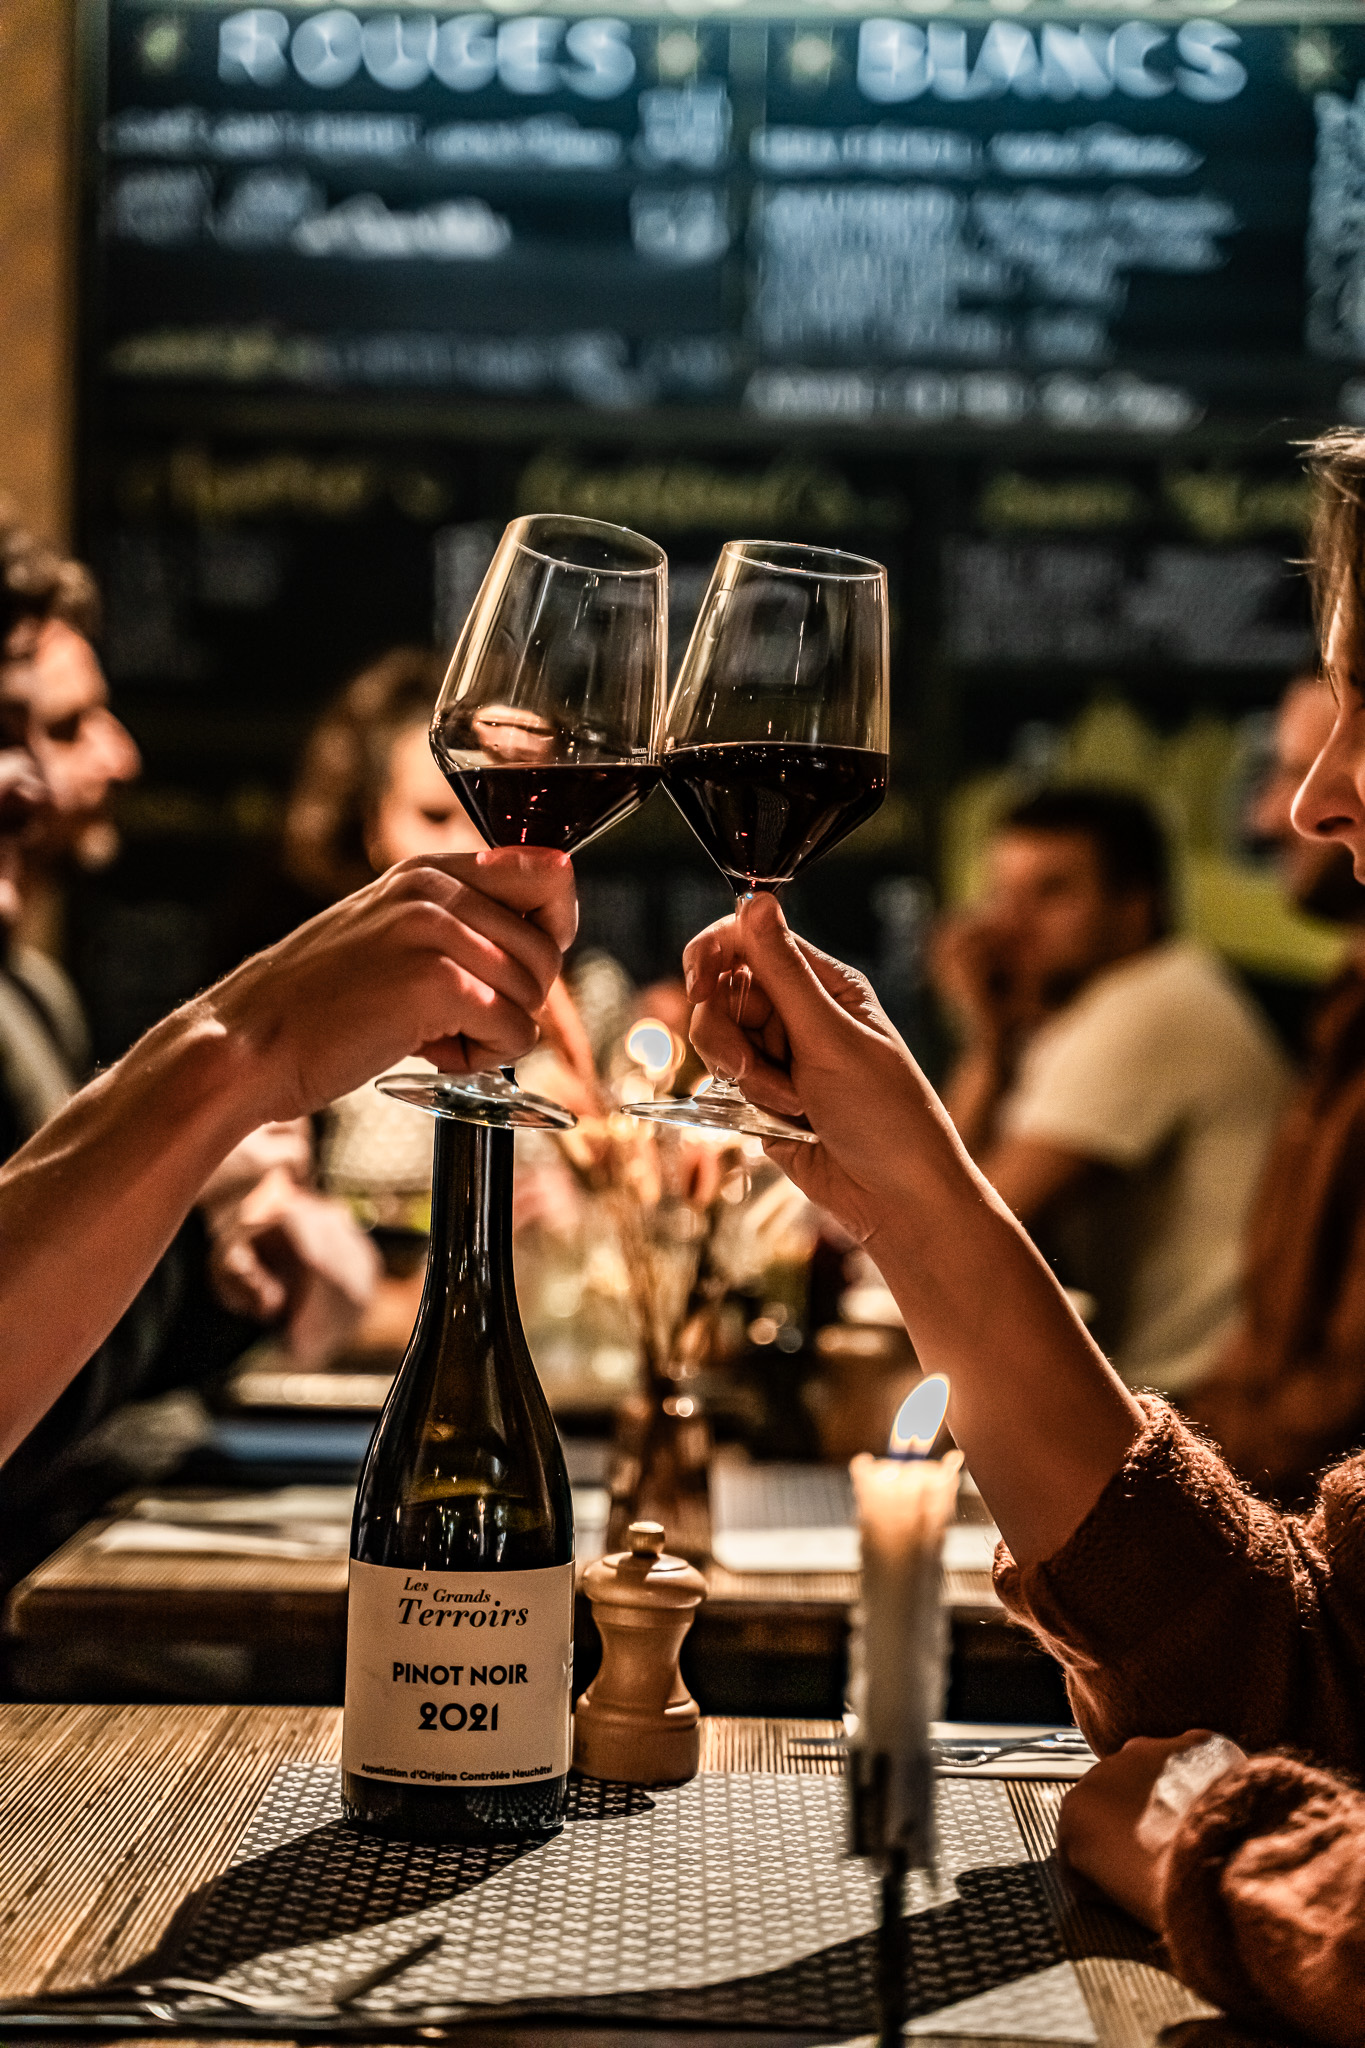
[887,1375,950,1458]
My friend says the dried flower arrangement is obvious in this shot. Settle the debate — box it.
[518,978,816,1555]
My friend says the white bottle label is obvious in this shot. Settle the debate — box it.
[343,1559,574,1787]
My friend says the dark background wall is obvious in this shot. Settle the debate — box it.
[63,2,1364,1057]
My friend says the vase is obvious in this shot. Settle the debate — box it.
[605,1305,715,1562]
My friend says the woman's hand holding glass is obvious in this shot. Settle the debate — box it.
[683,890,935,1245]
[218,845,577,1124]
[683,889,1146,1570]
[629,538,888,1143]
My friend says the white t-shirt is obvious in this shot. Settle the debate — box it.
[999,941,1291,1396]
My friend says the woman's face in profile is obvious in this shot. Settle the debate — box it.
[1290,601,1365,878]
[366,721,486,871]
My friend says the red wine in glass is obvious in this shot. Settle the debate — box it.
[663,741,888,892]
[630,539,889,1144]
[432,744,662,858]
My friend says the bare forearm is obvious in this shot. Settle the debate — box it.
[0,849,579,1466]
[0,1000,267,1460]
[940,1043,1008,1157]
[682,897,1142,1564]
[865,1113,1143,1564]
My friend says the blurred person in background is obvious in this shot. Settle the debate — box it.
[215,644,491,969]
[0,512,379,1585]
[283,647,488,1232]
[0,517,124,1152]
[1,529,140,964]
[281,648,486,907]
[932,786,1289,1396]
[1190,673,1365,1501]
[276,650,599,1349]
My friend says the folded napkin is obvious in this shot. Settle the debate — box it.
[711,1526,860,1573]
[94,1521,350,1560]
[942,1523,1002,1572]
[711,1521,1000,1576]
[97,1486,614,1562]
[127,1486,355,1525]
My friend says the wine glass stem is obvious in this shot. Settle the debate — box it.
[707,890,758,1099]
[727,889,756,1030]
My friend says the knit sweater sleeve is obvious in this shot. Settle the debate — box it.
[1159,1755,1365,2046]
[993,1398,1365,1761]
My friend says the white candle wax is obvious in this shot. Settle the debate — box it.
[847,1447,963,1865]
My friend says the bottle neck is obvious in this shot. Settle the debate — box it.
[424,1115,516,1310]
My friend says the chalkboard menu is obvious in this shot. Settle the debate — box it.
[88,5,1365,431]
[72,3,1355,1050]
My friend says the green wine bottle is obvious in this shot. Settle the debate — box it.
[342,1115,574,1841]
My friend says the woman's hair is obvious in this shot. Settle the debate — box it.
[282,646,445,900]
[0,504,99,654]
[1306,429,1365,663]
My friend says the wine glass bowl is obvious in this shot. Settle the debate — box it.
[630,539,889,1143]
[377,514,667,1130]
[431,515,665,858]
[669,540,887,744]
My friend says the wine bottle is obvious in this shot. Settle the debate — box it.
[342,1116,574,1841]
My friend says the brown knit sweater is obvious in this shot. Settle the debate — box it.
[995,1399,1365,2040]
[1189,964,1365,1504]
[1162,1754,1365,2043]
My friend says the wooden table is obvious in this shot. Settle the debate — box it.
[0,1704,1217,2047]
[3,1493,1020,1716]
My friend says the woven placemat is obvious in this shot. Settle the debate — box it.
[173,1768,1094,2040]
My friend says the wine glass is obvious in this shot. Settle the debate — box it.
[376,514,666,1130]
[628,539,888,1142]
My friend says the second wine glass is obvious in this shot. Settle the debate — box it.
[377,513,666,1130]
[629,538,889,1143]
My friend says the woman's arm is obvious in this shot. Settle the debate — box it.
[1060,1737,1365,2048]
[684,893,1144,1566]
[687,902,1359,1760]
[0,848,574,1461]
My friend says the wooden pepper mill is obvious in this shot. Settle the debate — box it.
[573,1521,707,1787]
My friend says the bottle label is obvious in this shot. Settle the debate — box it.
[343,1559,574,1786]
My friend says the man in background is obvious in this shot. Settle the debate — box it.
[0,519,136,1154]
[933,786,1289,1397]
[0,510,376,1586]
[1190,675,1365,1501]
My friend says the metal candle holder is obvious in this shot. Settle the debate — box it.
[848,1745,933,2046]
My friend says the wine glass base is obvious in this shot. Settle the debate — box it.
[625,1092,818,1144]
[376,1070,577,1131]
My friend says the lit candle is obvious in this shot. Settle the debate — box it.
[847,1375,962,1867]
[847,1375,962,2046]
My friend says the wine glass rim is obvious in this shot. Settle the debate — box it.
[510,513,665,577]
[721,539,885,581]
